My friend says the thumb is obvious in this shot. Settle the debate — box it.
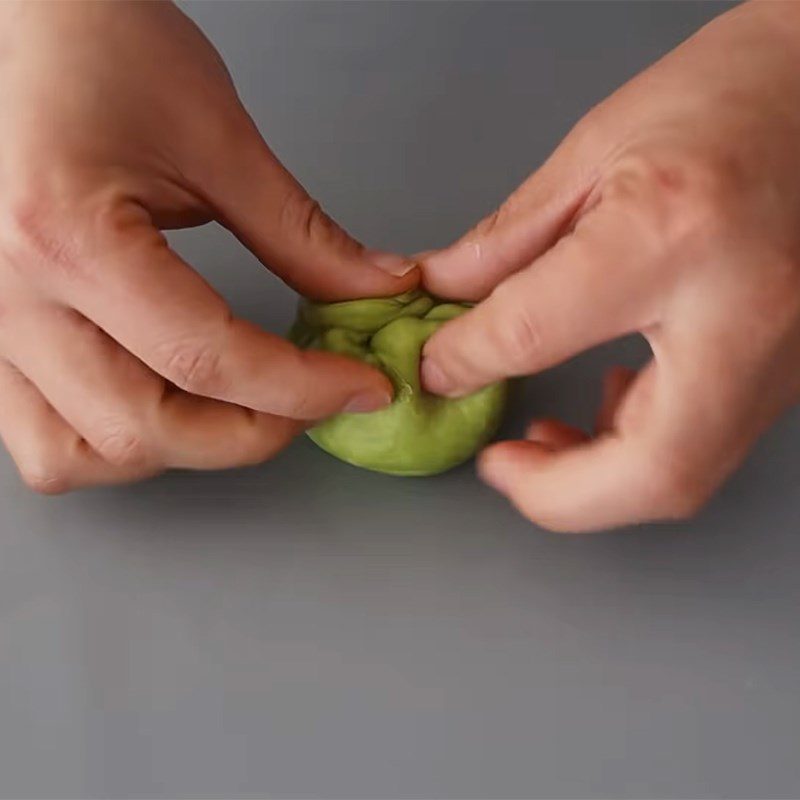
[421,201,656,397]
[422,143,595,302]
[202,121,418,301]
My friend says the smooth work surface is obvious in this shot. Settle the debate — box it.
[1,3,798,798]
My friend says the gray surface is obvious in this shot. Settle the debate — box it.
[1,2,798,798]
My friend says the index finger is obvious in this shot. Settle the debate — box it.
[43,206,394,420]
[199,119,419,301]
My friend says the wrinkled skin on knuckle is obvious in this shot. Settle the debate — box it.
[604,148,741,257]
[22,471,69,496]
[1,175,139,287]
[159,336,228,396]
[18,451,70,495]
[279,189,359,256]
[281,349,328,419]
[486,283,542,373]
[2,194,80,279]
[92,417,149,468]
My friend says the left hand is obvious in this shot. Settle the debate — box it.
[0,1,416,494]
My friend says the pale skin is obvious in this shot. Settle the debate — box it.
[1,2,798,533]
[0,1,416,493]
[422,1,800,531]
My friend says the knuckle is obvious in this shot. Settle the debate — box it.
[18,455,69,496]
[236,416,297,466]
[22,472,69,496]
[92,419,149,468]
[1,198,141,289]
[487,284,542,372]
[473,207,504,239]
[278,189,356,254]
[642,457,709,520]
[606,148,739,249]
[3,196,74,273]
[1,175,94,280]
[159,334,229,396]
[278,351,319,418]
[280,190,322,237]
[90,195,151,247]
[468,197,521,251]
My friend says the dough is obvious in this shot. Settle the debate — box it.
[290,291,508,476]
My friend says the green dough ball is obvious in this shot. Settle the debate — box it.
[289,290,508,476]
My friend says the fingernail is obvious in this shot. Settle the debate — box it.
[420,357,454,395]
[364,249,416,277]
[343,390,393,414]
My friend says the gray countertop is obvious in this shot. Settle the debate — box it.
[1,2,799,798]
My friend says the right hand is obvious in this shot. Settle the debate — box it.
[420,1,800,532]
[0,1,416,493]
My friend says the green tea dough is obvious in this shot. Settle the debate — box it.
[289,291,508,476]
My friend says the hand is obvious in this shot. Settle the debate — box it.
[0,1,415,493]
[421,1,800,532]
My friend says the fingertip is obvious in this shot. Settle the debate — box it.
[420,314,485,398]
[339,248,421,301]
[477,440,594,533]
[476,442,511,494]
[420,244,493,302]
[386,260,422,294]
[420,356,457,397]
[420,309,511,399]
[363,250,417,278]
[477,439,544,495]
[347,258,421,302]
[273,346,395,420]
[319,346,397,415]
[303,264,419,302]
[342,388,394,414]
